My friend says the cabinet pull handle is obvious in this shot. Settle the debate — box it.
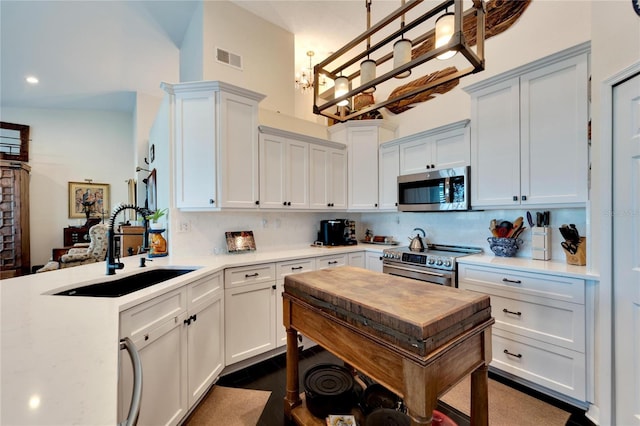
[503,349,522,358]
[184,318,191,325]
[502,308,522,316]
[328,261,338,265]
[502,278,522,284]
[245,273,259,278]
[119,337,142,426]
[291,266,303,270]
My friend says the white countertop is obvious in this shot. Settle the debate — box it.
[1,243,594,425]
[0,244,378,425]
[457,254,598,280]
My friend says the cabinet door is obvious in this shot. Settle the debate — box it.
[328,148,347,209]
[431,126,470,170]
[287,139,309,208]
[470,77,521,207]
[174,91,217,209]
[119,313,188,426]
[224,282,276,364]
[309,145,329,209]
[348,127,379,210]
[275,258,316,346]
[379,145,399,210]
[259,133,287,208]
[399,137,431,175]
[348,251,365,268]
[520,54,588,205]
[365,252,383,272]
[187,293,224,406]
[218,91,260,209]
[316,254,348,269]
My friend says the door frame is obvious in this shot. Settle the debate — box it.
[599,60,640,425]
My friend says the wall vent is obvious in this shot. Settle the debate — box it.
[216,47,242,70]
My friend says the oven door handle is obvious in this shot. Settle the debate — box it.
[383,263,447,278]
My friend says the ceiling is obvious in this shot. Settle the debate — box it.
[0,0,427,113]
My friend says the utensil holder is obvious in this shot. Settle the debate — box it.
[531,226,551,260]
[562,237,586,266]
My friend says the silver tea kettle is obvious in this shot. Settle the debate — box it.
[408,228,426,251]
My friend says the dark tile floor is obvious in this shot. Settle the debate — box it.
[216,346,593,426]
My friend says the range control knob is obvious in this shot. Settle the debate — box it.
[427,257,435,265]
[444,259,452,268]
[436,259,443,266]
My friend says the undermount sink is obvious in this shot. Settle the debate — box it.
[53,268,198,298]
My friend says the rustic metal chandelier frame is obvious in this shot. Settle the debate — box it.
[313,0,485,122]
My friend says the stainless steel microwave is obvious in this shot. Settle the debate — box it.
[397,166,470,212]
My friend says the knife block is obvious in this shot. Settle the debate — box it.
[562,237,586,266]
[531,226,551,260]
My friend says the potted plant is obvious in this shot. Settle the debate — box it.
[145,208,167,230]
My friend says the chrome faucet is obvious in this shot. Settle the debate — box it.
[106,204,152,275]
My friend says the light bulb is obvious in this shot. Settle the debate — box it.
[334,76,349,107]
[435,12,456,60]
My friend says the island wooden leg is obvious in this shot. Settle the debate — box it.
[284,326,301,419]
[470,363,489,426]
[402,359,436,425]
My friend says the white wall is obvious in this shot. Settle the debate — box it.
[1,108,135,265]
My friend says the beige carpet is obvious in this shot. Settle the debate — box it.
[184,385,271,426]
[440,376,571,426]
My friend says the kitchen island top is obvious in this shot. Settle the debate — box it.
[0,243,378,425]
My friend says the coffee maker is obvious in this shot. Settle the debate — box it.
[317,219,357,246]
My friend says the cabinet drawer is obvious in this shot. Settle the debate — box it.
[458,264,584,304]
[224,263,276,288]
[475,290,585,351]
[187,272,223,308]
[491,329,586,401]
[120,288,187,340]
[276,258,316,280]
[316,254,348,269]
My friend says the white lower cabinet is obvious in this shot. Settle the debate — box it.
[224,263,277,365]
[457,263,587,402]
[348,251,365,268]
[365,252,383,272]
[276,258,316,346]
[316,253,348,269]
[118,272,224,426]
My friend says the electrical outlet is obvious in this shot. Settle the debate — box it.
[178,221,191,233]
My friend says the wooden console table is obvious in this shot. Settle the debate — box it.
[283,266,494,426]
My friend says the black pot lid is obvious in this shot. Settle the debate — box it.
[365,408,410,426]
[304,363,354,397]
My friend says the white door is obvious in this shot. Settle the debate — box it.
[613,71,640,425]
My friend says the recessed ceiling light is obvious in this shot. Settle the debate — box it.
[25,76,39,84]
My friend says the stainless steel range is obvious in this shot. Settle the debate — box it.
[382,244,482,287]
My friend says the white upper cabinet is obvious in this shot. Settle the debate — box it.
[379,144,400,210]
[465,43,589,208]
[259,131,309,209]
[309,143,347,209]
[398,120,471,176]
[164,81,265,210]
[328,121,397,211]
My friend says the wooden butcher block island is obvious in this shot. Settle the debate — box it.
[283,266,494,426]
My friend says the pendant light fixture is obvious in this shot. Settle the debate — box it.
[393,0,411,79]
[334,76,349,106]
[435,11,456,60]
[360,0,376,93]
[313,0,486,122]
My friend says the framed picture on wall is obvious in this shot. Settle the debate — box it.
[147,169,157,213]
[68,181,110,219]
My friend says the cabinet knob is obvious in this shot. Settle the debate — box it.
[426,165,431,169]
[283,201,287,206]
[512,196,518,201]
[255,200,260,205]
[374,203,378,207]
[521,195,527,201]
[272,284,277,290]
[209,199,215,204]
[431,164,435,169]
[287,201,292,206]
